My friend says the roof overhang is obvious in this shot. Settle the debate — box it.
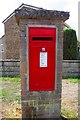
[3,3,70,24]
[15,4,70,23]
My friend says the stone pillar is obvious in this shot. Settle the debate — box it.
[19,19,64,119]
[15,4,69,118]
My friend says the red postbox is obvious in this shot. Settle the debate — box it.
[29,26,56,91]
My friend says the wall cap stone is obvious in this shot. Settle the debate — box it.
[63,60,80,63]
[0,59,20,62]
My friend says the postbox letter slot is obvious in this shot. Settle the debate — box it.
[32,37,53,41]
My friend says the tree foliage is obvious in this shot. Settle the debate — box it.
[63,28,78,60]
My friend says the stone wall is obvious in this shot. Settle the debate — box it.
[0,59,20,76]
[0,59,80,78]
[62,60,80,78]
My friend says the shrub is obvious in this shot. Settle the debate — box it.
[63,28,78,60]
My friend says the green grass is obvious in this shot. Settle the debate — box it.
[2,85,21,101]
[0,76,21,101]
[67,77,80,83]
[0,76,20,82]
[61,108,78,119]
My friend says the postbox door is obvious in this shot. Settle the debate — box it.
[29,27,56,91]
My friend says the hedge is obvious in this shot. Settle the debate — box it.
[63,28,78,60]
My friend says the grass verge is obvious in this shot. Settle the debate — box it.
[0,76,21,101]
[61,108,78,120]
[67,77,80,83]
[0,76,20,82]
